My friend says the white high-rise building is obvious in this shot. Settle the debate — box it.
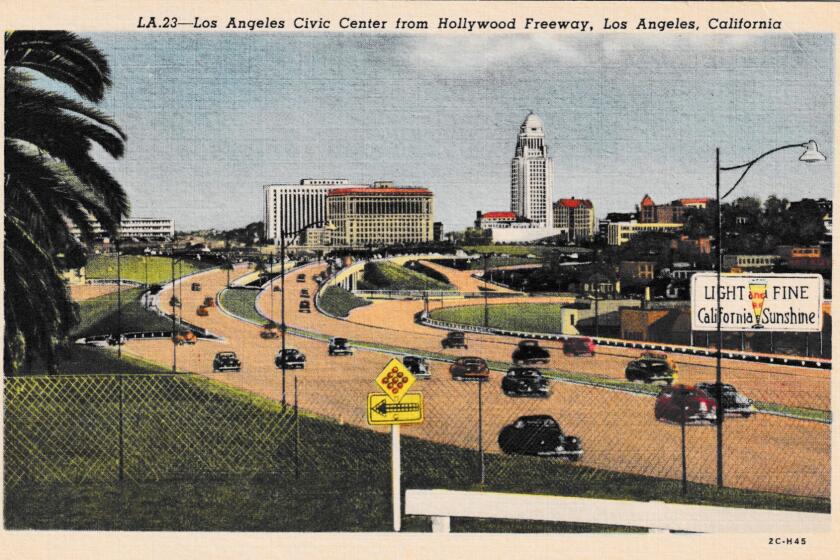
[263,179,354,242]
[511,112,554,227]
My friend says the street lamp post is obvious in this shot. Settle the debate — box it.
[713,140,825,487]
[279,219,334,407]
[482,254,489,328]
[116,239,122,358]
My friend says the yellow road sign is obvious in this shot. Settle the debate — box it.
[367,392,423,425]
[375,358,416,402]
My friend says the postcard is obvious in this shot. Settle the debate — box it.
[2,1,838,559]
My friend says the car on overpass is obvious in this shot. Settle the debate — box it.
[501,367,550,397]
[512,339,551,365]
[441,331,468,349]
[696,382,755,417]
[625,358,675,385]
[449,357,489,381]
[275,348,306,369]
[498,415,582,460]
[212,352,241,372]
[654,384,717,424]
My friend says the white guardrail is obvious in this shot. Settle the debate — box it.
[419,317,831,370]
[405,490,831,534]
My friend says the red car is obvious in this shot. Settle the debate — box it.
[563,337,595,356]
[450,357,490,381]
[655,384,718,424]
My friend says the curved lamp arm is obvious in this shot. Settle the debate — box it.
[719,142,821,200]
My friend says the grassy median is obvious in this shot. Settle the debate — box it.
[318,286,371,317]
[86,255,210,284]
[358,261,453,291]
[431,302,568,334]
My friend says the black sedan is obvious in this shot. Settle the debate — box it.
[275,348,306,369]
[501,367,550,397]
[696,382,755,417]
[625,358,675,385]
[498,415,582,460]
[511,339,550,365]
[212,352,241,372]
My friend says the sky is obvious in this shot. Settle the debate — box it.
[78,32,834,231]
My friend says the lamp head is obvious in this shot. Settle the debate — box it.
[799,140,826,163]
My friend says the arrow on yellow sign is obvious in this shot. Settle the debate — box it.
[367,392,423,425]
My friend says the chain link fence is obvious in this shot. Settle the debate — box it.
[4,371,829,501]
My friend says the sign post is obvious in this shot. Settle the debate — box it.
[368,358,424,532]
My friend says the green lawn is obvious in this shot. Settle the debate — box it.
[4,374,827,531]
[431,302,568,334]
[218,288,264,324]
[357,261,454,291]
[72,287,175,338]
[319,286,371,317]
[86,255,210,284]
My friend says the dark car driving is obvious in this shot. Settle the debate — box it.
[328,337,353,356]
[441,331,468,349]
[562,337,595,356]
[449,357,489,381]
[498,415,582,460]
[403,355,430,379]
[512,339,551,365]
[299,300,311,313]
[275,348,306,369]
[655,384,718,424]
[501,367,550,397]
[625,358,675,385]
[212,352,241,372]
[296,273,306,283]
[695,382,755,417]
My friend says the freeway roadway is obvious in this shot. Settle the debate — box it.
[122,262,829,498]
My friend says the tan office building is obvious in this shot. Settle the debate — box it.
[326,182,434,248]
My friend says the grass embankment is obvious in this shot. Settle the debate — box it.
[24,345,172,376]
[71,288,174,338]
[5,374,827,531]
[218,288,263,324]
[431,302,568,334]
[357,261,453,291]
[319,286,371,317]
[86,255,210,284]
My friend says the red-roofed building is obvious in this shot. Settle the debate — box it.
[554,197,595,241]
[475,210,518,229]
[326,181,434,248]
[638,195,709,223]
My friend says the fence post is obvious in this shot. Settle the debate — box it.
[118,374,125,482]
[478,379,485,485]
[294,376,299,480]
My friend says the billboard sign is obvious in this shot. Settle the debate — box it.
[690,273,823,332]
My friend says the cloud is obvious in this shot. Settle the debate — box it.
[404,35,587,72]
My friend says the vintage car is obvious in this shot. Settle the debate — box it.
[562,336,595,356]
[441,331,468,349]
[260,324,280,339]
[300,289,310,298]
[512,339,551,365]
[298,300,311,313]
[640,350,679,373]
[78,334,109,347]
[191,282,202,292]
[212,352,241,372]
[203,296,215,308]
[695,382,755,417]
[275,348,306,369]
[328,337,353,356]
[501,367,550,397]
[655,384,718,424]
[403,355,430,379]
[174,331,197,345]
[169,296,181,308]
[107,333,127,346]
[449,357,489,381]
[625,358,675,384]
[498,415,582,460]
[296,273,306,283]
[273,285,281,292]
[196,305,209,317]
